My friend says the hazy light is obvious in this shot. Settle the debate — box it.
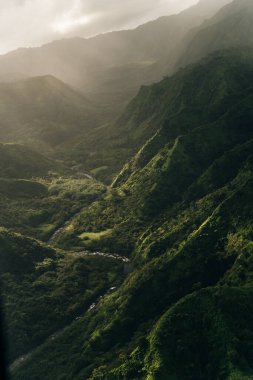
[53,15,91,33]
[0,0,199,54]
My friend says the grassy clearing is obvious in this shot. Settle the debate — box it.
[79,229,113,241]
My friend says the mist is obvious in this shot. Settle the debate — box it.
[0,0,198,54]
[1,0,253,378]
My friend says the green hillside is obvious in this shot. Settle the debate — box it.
[0,0,231,118]
[0,0,244,176]
[0,143,53,178]
[9,46,253,380]
[11,142,253,380]
[178,0,253,68]
[0,142,106,241]
[2,1,253,379]
[0,229,123,364]
[0,75,99,151]
[68,0,253,183]
[55,48,253,251]
[0,175,106,241]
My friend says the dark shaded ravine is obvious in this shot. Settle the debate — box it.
[47,210,81,245]
[9,196,134,373]
[9,251,133,373]
[9,283,116,373]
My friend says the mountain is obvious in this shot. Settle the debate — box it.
[3,1,253,379]
[0,75,99,150]
[0,0,241,177]
[178,0,253,68]
[0,0,231,117]
[9,46,253,380]
[53,48,253,252]
[68,0,253,183]
[0,143,53,178]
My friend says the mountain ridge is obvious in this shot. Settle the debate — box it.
[0,0,232,117]
[0,74,101,152]
[2,1,253,379]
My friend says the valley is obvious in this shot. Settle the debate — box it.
[1,0,253,379]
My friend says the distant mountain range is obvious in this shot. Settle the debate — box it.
[0,75,101,151]
[0,0,252,180]
[0,0,232,116]
[178,0,253,67]
[69,0,253,182]
[2,1,253,379]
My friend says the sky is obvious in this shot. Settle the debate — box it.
[0,0,198,55]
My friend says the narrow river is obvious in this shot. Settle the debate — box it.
[10,202,133,373]
[9,251,133,373]
[47,210,81,245]
[9,283,116,372]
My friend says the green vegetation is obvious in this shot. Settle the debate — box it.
[0,143,107,241]
[0,229,124,363]
[0,175,106,241]
[44,0,253,183]
[79,230,113,241]
[57,49,253,254]
[2,1,253,379]
[9,46,253,380]
[0,76,100,152]
[10,172,253,379]
[0,143,53,178]
[178,0,253,68]
[0,0,229,124]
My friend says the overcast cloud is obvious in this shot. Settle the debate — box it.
[0,0,198,54]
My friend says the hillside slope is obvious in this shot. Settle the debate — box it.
[178,0,253,68]
[0,142,106,241]
[0,75,99,150]
[0,229,123,364]
[53,48,253,252]
[67,0,253,182]
[0,0,231,116]
[10,48,253,380]
[0,143,53,178]
[3,1,253,379]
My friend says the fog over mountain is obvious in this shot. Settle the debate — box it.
[2,1,253,379]
[0,0,233,121]
[0,0,197,54]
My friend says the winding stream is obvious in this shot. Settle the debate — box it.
[47,210,81,245]
[9,251,133,372]
[9,282,118,373]
[10,202,133,373]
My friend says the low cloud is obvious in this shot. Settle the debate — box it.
[0,0,197,54]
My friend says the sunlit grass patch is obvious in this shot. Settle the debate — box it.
[79,229,113,241]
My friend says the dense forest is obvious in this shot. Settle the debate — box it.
[1,0,253,379]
